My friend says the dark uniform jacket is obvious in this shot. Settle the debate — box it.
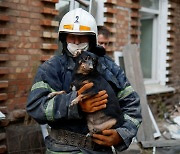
[26,53,142,153]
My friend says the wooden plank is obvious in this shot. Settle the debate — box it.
[142,139,180,148]
[123,44,154,141]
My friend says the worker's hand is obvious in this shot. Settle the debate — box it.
[79,90,108,113]
[92,129,123,147]
[77,82,94,96]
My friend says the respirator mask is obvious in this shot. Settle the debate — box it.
[67,43,89,57]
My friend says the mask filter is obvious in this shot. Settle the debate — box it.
[67,43,89,57]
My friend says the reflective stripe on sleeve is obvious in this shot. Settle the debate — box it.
[117,86,134,99]
[31,81,56,92]
[45,97,55,121]
[124,114,140,128]
[46,148,83,154]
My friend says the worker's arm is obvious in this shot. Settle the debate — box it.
[26,57,82,124]
[96,56,142,151]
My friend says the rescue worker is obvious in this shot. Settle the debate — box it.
[27,8,142,154]
[97,26,111,50]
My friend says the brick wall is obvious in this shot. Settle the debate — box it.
[114,0,140,52]
[0,0,58,152]
[103,0,140,57]
[168,0,180,96]
[0,0,58,116]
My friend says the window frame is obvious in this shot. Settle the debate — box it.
[114,0,174,95]
[139,0,169,86]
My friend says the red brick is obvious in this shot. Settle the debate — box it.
[30,12,42,19]
[7,85,17,93]
[31,43,41,49]
[8,74,17,79]
[0,54,9,61]
[42,31,58,38]
[27,49,40,55]
[41,7,58,15]
[19,11,30,17]
[18,85,29,91]
[13,0,20,3]
[41,19,59,27]
[41,43,58,50]
[30,31,41,37]
[8,9,20,17]
[17,73,28,79]
[131,20,140,26]
[17,17,30,24]
[0,81,8,88]
[16,55,30,61]
[30,25,41,31]
[0,93,8,101]
[12,97,27,104]
[16,4,30,11]
[0,14,10,21]
[29,37,40,43]
[0,28,9,35]
[19,0,27,4]
[104,17,117,24]
[131,12,140,18]
[104,8,117,14]
[29,0,42,7]
[0,41,9,48]
[41,55,53,61]
[0,68,9,74]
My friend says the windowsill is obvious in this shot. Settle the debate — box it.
[145,84,175,95]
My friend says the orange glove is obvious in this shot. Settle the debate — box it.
[92,129,123,147]
[79,90,108,113]
[77,82,94,96]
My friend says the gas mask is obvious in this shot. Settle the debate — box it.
[67,43,89,57]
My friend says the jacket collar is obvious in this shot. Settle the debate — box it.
[66,55,76,70]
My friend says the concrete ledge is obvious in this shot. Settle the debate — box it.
[145,84,175,95]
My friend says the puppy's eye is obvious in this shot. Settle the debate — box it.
[86,56,89,60]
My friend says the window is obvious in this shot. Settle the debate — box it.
[140,0,159,10]
[114,51,125,72]
[56,0,93,16]
[139,0,174,94]
[114,0,174,94]
[140,1,159,83]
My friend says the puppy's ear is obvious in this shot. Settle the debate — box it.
[90,45,106,57]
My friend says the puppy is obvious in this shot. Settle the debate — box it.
[71,51,124,136]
